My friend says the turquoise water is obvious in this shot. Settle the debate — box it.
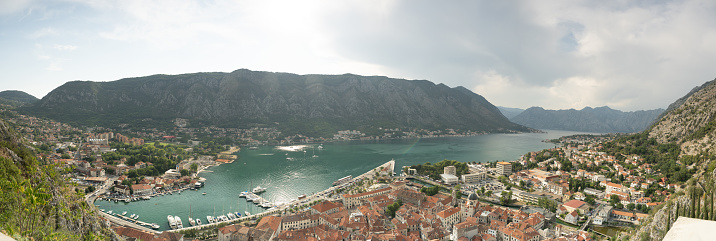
[94,130,590,230]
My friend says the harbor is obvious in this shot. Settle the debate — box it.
[92,132,576,232]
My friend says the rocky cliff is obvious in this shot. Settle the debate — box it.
[629,78,716,241]
[22,69,530,136]
[510,106,664,133]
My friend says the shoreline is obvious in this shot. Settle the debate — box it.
[172,159,396,232]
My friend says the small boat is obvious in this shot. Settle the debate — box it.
[122,211,127,216]
[245,211,251,216]
[235,212,242,217]
[130,214,135,219]
[196,219,202,225]
[107,210,113,215]
[202,192,207,195]
[239,191,249,197]
[134,215,139,220]
[207,216,214,224]
[189,217,196,226]
[151,223,160,229]
[100,209,105,212]
[227,212,236,219]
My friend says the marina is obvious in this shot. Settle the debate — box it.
[93,130,587,231]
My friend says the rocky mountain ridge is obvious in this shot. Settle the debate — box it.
[22,69,531,136]
[629,78,716,241]
[509,106,664,133]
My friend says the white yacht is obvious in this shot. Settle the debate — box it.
[207,216,214,224]
[245,211,251,216]
[196,218,202,225]
[121,211,127,216]
[175,216,183,229]
[167,215,177,229]
[151,223,160,229]
[253,186,267,193]
[239,191,249,197]
[189,217,196,226]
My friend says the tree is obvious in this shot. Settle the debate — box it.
[85,185,96,193]
[615,203,624,209]
[180,169,190,176]
[627,203,636,211]
[500,191,513,205]
[121,179,132,186]
[585,195,596,206]
[420,186,440,196]
[610,195,621,206]
[385,200,403,218]
[486,190,493,197]
[190,163,198,173]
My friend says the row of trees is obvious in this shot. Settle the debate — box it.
[411,160,469,180]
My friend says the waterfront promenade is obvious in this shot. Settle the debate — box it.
[173,159,395,232]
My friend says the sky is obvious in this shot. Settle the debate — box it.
[1,0,716,111]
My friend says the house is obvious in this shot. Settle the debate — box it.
[565,210,579,225]
[436,207,461,228]
[131,184,152,196]
[311,200,341,215]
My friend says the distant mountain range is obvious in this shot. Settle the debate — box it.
[496,106,525,119]
[0,90,38,107]
[21,69,532,136]
[505,106,664,133]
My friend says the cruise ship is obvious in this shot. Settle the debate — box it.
[333,175,352,186]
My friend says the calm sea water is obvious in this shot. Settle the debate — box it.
[94,130,591,230]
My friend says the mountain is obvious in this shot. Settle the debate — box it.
[648,79,716,148]
[0,117,117,240]
[509,106,664,133]
[21,69,530,136]
[622,78,716,241]
[496,106,524,119]
[0,90,38,107]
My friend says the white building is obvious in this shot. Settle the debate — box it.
[440,174,459,185]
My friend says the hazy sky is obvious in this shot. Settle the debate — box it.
[2,0,715,111]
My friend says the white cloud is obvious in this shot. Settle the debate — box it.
[0,0,34,16]
[52,44,77,50]
[3,0,716,111]
[28,27,57,39]
[46,62,62,71]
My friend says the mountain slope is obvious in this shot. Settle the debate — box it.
[627,78,716,241]
[510,106,664,133]
[497,106,524,119]
[22,69,530,136]
[0,118,116,240]
[0,90,38,107]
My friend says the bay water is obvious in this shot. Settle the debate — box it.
[94,130,590,230]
